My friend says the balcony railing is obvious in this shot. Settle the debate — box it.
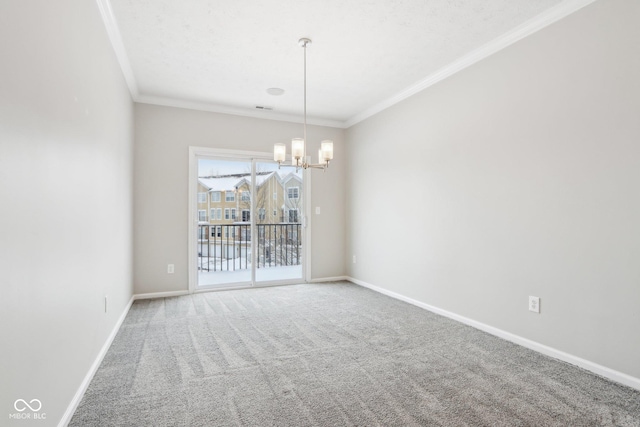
[198,223,302,272]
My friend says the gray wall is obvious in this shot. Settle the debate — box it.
[134,104,346,294]
[0,0,134,425]
[346,0,640,379]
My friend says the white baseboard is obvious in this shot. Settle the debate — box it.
[58,295,135,427]
[310,276,349,283]
[133,290,189,300]
[347,276,640,391]
[58,289,189,426]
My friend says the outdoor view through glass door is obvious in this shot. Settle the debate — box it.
[254,161,303,284]
[196,156,304,288]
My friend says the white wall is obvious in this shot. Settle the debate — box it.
[134,104,345,294]
[346,0,640,380]
[0,0,134,425]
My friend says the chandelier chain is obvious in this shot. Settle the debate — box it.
[303,41,307,161]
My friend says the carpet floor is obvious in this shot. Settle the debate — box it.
[70,282,640,426]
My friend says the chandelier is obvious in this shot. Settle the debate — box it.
[274,38,333,171]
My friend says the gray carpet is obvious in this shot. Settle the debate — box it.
[70,282,640,426]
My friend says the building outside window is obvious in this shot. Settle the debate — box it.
[231,209,236,220]
[198,210,207,221]
[198,193,207,203]
[288,209,298,223]
[225,191,235,202]
[210,191,221,202]
[224,208,230,220]
[242,210,250,222]
[241,191,250,202]
[259,208,266,220]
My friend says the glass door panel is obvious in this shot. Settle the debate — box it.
[254,161,304,284]
[196,158,252,288]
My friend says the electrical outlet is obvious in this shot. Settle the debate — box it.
[529,296,540,313]
[167,264,175,274]
[353,255,356,264]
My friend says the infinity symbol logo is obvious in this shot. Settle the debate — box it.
[14,399,42,412]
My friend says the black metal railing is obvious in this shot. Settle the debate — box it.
[198,223,301,272]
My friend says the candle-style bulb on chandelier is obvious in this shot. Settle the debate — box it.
[274,38,334,171]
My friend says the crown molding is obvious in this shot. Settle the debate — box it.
[136,94,346,128]
[97,0,598,130]
[95,0,139,98]
[343,0,599,128]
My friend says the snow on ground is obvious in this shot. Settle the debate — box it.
[197,257,303,286]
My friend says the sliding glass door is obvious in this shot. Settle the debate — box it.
[192,151,305,290]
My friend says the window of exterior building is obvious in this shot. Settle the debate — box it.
[198,193,207,203]
[241,191,250,202]
[258,208,266,220]
[210,226,221,238]
[225,191,235,202]
[242,210,250,222]
[273,209,277,216]
[198,210,207,221]
[216,208,222,220]
[231,209,236,220]
[210,191,221,202]
[288,209,298,223]
[210,209,216,220]
[287,187,299,199]
[224,208,230,220]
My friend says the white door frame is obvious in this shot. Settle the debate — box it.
[188,146,311,293]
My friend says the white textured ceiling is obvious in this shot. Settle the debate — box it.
[105,0,583,127]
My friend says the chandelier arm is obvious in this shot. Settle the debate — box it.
[276,161,328,171]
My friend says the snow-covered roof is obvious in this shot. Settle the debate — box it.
[256,171,278,186]
[198,171,284,192]
[282,172,302,184]
[198,175,247,192]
